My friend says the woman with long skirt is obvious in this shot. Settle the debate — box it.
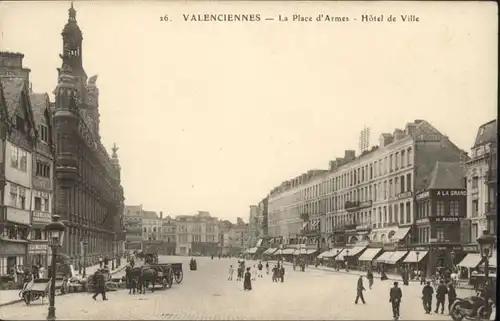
[243,267,252,291]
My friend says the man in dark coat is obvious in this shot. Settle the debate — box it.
[279,265,285,283]
[92,271,108,301]
[435,280,448,314]
[447,282,457,314]
[125,265,136,294]
[243,267,252,291]
[422,281,434,314]
[355,275,366,304]
[389,281,403,319]
[366,269,374,289]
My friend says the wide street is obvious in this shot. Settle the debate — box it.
[1,256,463,320]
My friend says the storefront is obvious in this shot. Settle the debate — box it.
[27,242,49,270]
[0,240,27,276]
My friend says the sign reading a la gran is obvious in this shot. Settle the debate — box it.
[435,190,467,197]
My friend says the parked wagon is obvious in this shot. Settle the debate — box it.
[170,263,183,283]
[144,264,174,289]
[19,278,50,305]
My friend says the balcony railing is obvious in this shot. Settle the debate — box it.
[345,200,372,212]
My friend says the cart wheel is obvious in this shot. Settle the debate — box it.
[174,270,183,283]
[167,269,174,288]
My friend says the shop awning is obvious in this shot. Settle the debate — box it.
[321,249,343,258]
[385,251,409,264]
[248,247,258,254]
[317,250,330,259]
[403,251,428,263]
[273,249,283,255]
[344,246,367,257]
[306,249,317,255]
[457,253,483,268]
[293,248,308,255]
[281,248,295,255]
[335,249,349,260]
[391,227,411,241]
[374,251,395,263]
[358,248,383,261]
[263,248,277,255]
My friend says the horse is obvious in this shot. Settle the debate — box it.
[130,267,157,294]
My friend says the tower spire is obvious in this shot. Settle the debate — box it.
[69,1,76,21]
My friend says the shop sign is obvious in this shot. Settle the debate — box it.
[463,245,479,252]
[416,191,430,200]
[414,246,429,251]
[28,243,48,254]
[431,216,460,223]
[416,218,430,225]
[0,242,27,255]
[383,243,397,251]
[434,245,462,251]
[435,190,467,197]
[32,211,51,224]
[397,191,413,199]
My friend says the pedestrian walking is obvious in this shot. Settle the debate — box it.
[366,269,374,289]
[92,271,108,301]
[355,275,366,304]
[236,265,243,281]
[421,281,433,314]
[38,265,45,279]
[389,282,402,320]
[272,265,279,282]
[447,282,457,315]
[251,265,257,281]
[99,257,103,269]
[243,267,252,291]
[435,280,448,314]
[228,265,234,281]
[265,261,270,275]
[280,265,285,283]
[257,261,263,278]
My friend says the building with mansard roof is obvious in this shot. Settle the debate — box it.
[52,4,125,266]
[266,119,467,259]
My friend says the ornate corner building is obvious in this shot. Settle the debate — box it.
[53,4,125,264]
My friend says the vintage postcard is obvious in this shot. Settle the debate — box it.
[0,1,497,320]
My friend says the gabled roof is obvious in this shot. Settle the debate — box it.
[29,92,51,126]
[473,119,497,148]
[427,161,466,189]
[1,77,25,119]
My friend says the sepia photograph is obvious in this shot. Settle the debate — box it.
[0,1,497,320]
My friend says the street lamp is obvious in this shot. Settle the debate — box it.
[476,231,496,316]
[415,251,420,272]
[336,249,340,271]
[112,233,117,270]
[45,215,66,321]
[82,237,88,278]
[345,249,350,272]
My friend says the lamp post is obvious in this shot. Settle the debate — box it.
[336,249,340,271]
[450,250,456,271]
[112,233,116,270]
[82,238,88,278]
[476,231,495,317]
[416,251,420,272]
[45,215,66,321]
[345,249,350,272]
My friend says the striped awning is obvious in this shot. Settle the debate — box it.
[374,251,394,263]
[273,249,283,255]
[293,248,308,255]
[358,248,383,261]
[403,251,428,263]
[281,248,295,255]
[306,249,317,255]
[247,247,258,254]
[263,248,277,255]
[385,251,409,264]
[322,248,344,259]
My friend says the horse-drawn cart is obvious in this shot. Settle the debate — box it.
[171,263,183,283]
[146,264,174,289]
[19,278,50,305]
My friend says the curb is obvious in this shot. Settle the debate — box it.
[0,266,127,308]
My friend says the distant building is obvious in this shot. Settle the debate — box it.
[247,205,259,247]
[124,205,144,251]
[175,211,219,256]
[161,214,176,255]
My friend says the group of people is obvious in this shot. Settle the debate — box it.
[9,264,45,285]
[421,280,457,314]
[228,260,287,291]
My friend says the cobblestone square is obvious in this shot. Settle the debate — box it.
[1,256,462,320]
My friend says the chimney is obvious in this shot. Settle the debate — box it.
[335,157,344,166]
[344,150,356,161]
[405,122,417,136]
[0,51,31,87]
[393,128,404,140]
[379,134,394,147]
[160,211,163,220]
[329,160,337,171]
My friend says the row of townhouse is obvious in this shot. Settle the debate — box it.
[0,52,55,275]
[264,119,496,274]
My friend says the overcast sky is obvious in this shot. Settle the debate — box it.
[0,1,497,221]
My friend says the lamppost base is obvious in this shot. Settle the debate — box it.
[47,306,56,321]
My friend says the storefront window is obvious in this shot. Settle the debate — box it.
[436,201,445,216]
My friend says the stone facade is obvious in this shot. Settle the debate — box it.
[53,4,124,266]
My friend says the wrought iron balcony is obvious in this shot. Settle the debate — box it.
[345,200,372,212]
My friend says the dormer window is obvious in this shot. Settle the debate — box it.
[39,124,49,143]
[15,115,25,133]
